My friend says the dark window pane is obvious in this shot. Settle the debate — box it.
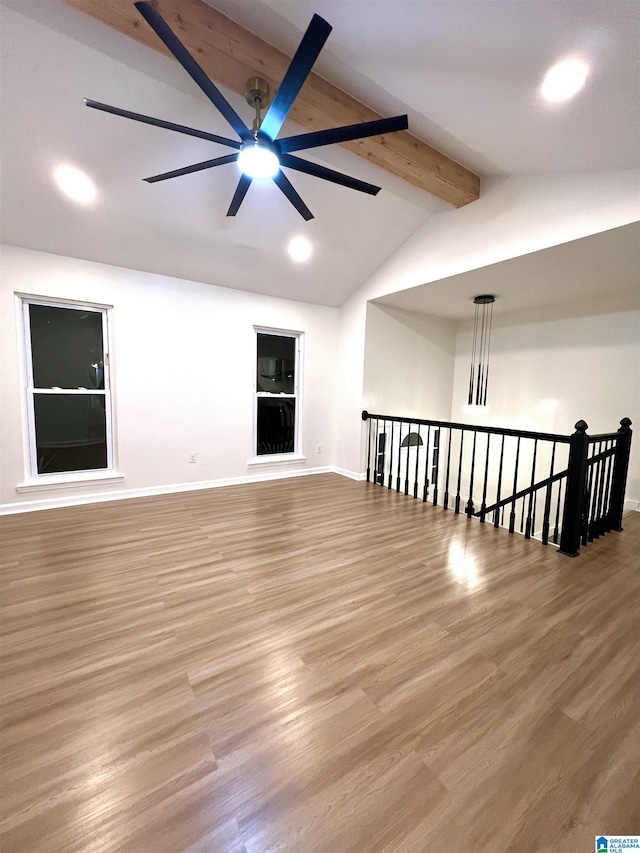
[30,305,104,389]
[257,333,295,394]
[34,394,107,474]
[257,398,295,455]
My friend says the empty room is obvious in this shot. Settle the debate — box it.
[1,0,639,851]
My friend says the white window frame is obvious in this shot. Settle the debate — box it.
[20,296,116,483]
[252,326,304,463]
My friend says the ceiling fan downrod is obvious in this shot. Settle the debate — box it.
[245,77,271,135]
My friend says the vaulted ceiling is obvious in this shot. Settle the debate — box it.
[1,0,638,307]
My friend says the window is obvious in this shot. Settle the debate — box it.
[255,330,300,456]
[22,298,113,478]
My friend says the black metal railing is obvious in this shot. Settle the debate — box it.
[361,411,633,557]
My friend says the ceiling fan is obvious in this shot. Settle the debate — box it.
[85,1,408,221]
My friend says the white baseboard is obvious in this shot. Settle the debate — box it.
[332,467,366,482]
[0,466,363,515]
[624,499,640,513]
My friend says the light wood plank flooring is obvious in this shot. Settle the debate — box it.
[1,474,639,852]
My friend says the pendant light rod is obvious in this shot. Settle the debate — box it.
[468,295,495,406]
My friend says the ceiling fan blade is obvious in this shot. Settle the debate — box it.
[134,2,252,142]
[279,154,381,195]
[272,171,314,221]
[258,14,332,142]
[144,152,239,183]
[279,114,409,154]
[227,174,253,216]
[85,100,241,149]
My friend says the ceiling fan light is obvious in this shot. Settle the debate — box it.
[238,143,280,179]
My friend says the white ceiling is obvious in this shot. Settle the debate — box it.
[1,0,639,308]
[374,222,640,320]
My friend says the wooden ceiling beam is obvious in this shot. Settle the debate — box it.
[60,0,481,207]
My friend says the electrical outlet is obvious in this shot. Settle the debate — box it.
[316,444,322,454]
[189,452,197,463]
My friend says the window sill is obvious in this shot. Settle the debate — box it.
[16,472,125,494]
[247,454,307,468]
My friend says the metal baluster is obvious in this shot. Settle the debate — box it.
[524,438,538,539]
[404,422,412,496]
[375,419,383,485]
[595,440,608,536]
[365,415,372,482]
[413,424,421,500]
[583,457,594,545]
[598,441,609,536]
[480,434,491,522]
[593,444,602,540]
[591,441,604,539]
[605,439,615,531]
[388,421,395,490]
[587,442,597,539]
[422,426,431,502]
[432,428,440,506]
[510,437,521,534]
[602,440,614,532]
[519,444,527,533]
[553,476,563,544]
[525,440,538,539]
[395,421,402,492]
[466,431,478,517]
[494,435,505,528]
[542,442,556,545]
[443,428,453,510]
[519,447,528,532]
[455,430,465,514]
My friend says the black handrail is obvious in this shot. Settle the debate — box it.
[362,410,571,443]
[362,411,632,558]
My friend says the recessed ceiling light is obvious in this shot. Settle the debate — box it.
[53,164,97,204]
[288,235,312,263]
[541,60,588,103]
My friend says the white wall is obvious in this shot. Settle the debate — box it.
[450,293,640,506]
[363,304,456,418]
[0,246,338,512]
[336,170,640,474]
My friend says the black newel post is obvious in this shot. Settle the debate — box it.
[362,411,370,482]
[559,420,589,558]
[609,418,633,531]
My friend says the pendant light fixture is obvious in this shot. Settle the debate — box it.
[468,295,495,406]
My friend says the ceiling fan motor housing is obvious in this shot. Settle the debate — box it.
[245,77,272,109]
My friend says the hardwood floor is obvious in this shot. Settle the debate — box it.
[1,474,638,852]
